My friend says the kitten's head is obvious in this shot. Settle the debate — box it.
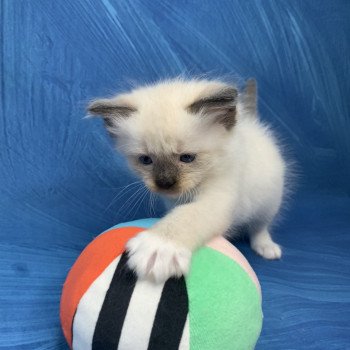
[88,79,244,197]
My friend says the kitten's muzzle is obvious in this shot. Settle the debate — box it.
[154,177,177,190]
[153,159,179,191]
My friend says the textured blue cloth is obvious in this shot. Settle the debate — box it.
[1,1,349,349]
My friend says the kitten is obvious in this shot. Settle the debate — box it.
[88,78,286,283]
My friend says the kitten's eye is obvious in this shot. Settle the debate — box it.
[139,155,153,165]
[179,154,196,163]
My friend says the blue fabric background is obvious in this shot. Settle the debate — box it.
[1,1,349,349]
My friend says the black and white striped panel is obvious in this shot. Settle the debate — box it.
[72,253,190,350]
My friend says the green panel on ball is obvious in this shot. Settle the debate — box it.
[186,247,263,350]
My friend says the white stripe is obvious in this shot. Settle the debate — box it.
[118,279,165,350]
[179,316,190,350]
[72,256,121,350]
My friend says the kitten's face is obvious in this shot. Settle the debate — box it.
[127,148,214,197]
[88,79,238,198]
[131,154,201,195]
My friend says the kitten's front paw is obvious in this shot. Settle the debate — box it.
[251,241,282,260]
[126,231,192,283]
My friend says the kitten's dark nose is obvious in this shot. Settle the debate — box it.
[155,178,177,190]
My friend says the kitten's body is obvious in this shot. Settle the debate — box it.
[89,78,286,282]
[166,116,285,232]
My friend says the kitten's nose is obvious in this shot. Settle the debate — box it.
[155,178,177,190]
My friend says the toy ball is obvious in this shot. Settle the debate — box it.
[60,219,263,350]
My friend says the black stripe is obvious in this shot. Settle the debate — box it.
[92,252,137,350]
[148,276,189,350]
[70,308,77,347]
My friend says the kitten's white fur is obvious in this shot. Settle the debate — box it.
[89,79,286,283]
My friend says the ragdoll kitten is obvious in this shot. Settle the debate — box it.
[88,78,286,283]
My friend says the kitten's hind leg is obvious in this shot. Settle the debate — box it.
[250,226,282,260]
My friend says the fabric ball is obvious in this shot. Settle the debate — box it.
[60,219,263,350]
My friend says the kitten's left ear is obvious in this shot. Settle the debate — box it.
[87,98,136,136]
[187,86,238,130]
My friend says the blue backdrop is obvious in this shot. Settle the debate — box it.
[1,1,349,349]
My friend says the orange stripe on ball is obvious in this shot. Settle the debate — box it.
[60,226,143,348]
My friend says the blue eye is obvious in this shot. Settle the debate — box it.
[180,154,196,163]
[139,155,153,165]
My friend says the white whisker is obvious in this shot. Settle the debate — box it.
[103,181,143,213]
[115,185,145,217]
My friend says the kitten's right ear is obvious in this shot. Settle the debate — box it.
[87,98,136,135]
[187,86,238,130]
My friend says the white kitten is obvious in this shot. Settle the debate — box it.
[88,78,286,283]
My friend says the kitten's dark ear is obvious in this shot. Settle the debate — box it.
[187,86,238,130]
[87,98,136,135]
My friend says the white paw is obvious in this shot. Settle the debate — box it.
[251,241,282,260]
[126,231,192,283]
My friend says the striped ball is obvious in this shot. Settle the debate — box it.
[60,219,262,350]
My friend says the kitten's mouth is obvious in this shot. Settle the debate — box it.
[150,184,198,201]
[153,187,181,198]
[147,183,185,198]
